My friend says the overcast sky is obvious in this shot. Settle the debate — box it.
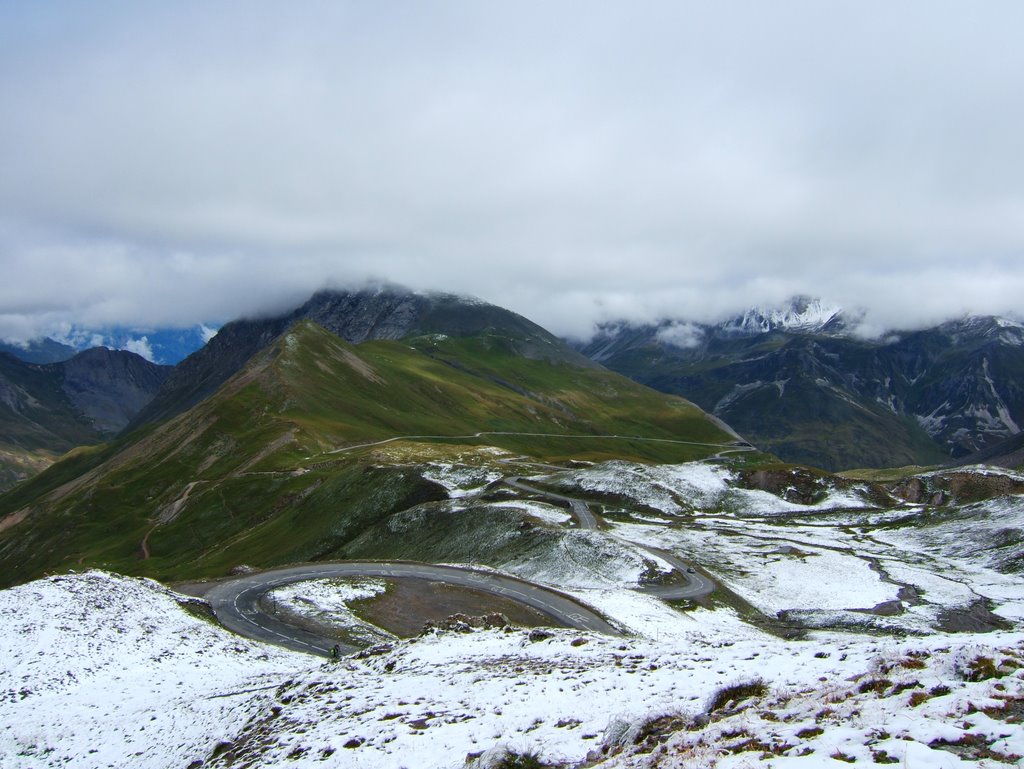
[2,1,1023,341]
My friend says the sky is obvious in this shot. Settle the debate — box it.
[1,1,1023,342]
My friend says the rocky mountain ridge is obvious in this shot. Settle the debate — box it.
[0,337,77,364]
[129,286,589,431]
[577,299,1024,470]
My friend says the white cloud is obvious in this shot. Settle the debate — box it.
[655,322,704,349]
[121,336,155,362]
[1,2,1023,341]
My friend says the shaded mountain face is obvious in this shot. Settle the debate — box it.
[0,338,77,364]
[577,305,1024,471]
[59,347,172,433]
[0,349,169,490]
[129,287,592,430]
[0,318,734,587]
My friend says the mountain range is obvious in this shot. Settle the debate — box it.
[0,288,734,587]
[3,287,1024,769]
[577,297,1024,470]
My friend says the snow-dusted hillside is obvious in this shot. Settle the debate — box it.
[0,572,298,768]
[3,459,1024,768]
[1,571,1022,768]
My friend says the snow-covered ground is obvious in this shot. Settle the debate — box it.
[3,459,1023,768]
[548,461,874,517]
[1,572,1022,768]
[269,578,394,646]
[523,460,1024,635]
[421,463,503,497]
[0,572,298,768]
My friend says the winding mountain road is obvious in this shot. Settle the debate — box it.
[208,442,734,656]
[325,431,747,456]
[206,561,620,656]
[506,477,601,530]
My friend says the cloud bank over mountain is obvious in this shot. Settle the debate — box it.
[2,1,1023,340]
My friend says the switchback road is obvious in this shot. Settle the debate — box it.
[208,449,725,657]
[206,561,621,657]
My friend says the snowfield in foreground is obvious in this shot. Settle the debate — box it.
[2,572,1023,769]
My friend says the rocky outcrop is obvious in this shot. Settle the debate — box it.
[888,470,1024,506]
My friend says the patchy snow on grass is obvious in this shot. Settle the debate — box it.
[611,519,895,614]
[553,460,874,517]
[878,560,978,608]
[488,499,573,525]
[873,495,1024,573]
[271,577,386,612]
[589,633,1024,769]
[2,571,1023,769]
[921,463,1024,482]
[607,493,1024,634]
[502,530,655,590]
[269,578,393,642]
[420,462,503,497]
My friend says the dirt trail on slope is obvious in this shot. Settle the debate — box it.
[140,481,204,559]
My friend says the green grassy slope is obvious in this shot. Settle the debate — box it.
[582,332,951,471]
[0,321,735,586]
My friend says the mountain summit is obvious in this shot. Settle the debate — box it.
[718,295,846,336]
[129,286,585,430]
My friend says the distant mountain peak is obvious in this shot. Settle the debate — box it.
[937,315,1024,347]
[720,296,845,336]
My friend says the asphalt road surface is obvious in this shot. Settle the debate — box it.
[505,477,600,530]
[205,561,622,657]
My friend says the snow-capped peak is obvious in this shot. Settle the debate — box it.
[720,296,844,335]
